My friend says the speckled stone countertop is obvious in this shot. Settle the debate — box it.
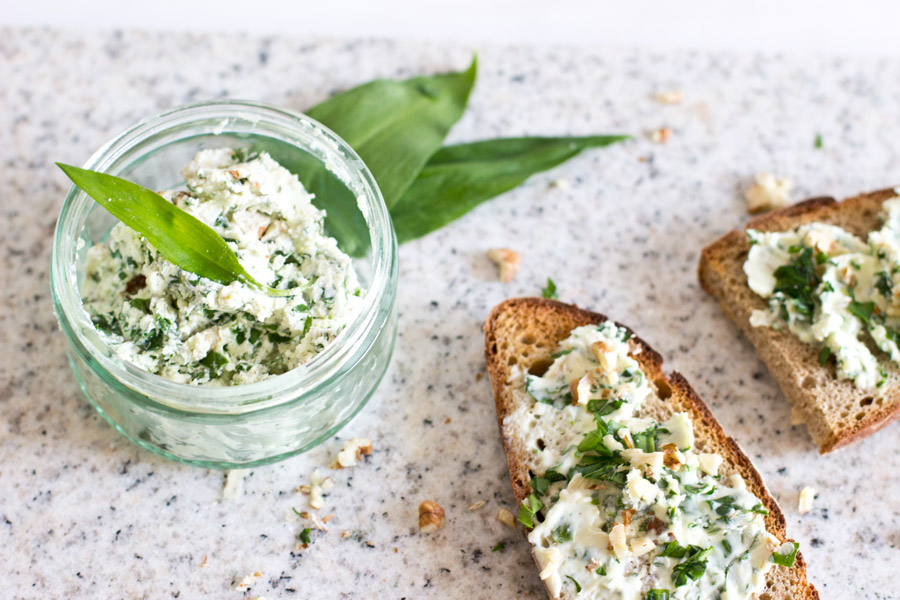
[3,27,900,599]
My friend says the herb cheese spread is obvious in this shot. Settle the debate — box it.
[81,148,362,385]
[744,194,900,390]
[505,323,797,600]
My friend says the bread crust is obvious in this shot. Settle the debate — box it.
[699,188,900,452]
[484,297,818,600]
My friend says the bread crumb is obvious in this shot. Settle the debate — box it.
[496,508,517,528]
[487,248,520,283]
[649,127,672,144]
[745,173,792,214]
[798,486,816,514]
[340,530,351,538]
[467,500,487,511]
[222,469,247,499]
[418,500,445,533]
[654,90,682,104]
[333,437,373,469]
[475,372,484,382]
[199,555,208,568]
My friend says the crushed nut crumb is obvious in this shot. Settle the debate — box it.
[222,469,248,499]
[798,486,816,514]
[467,500,487,511]
[333,437,373,469]
[649,127,672,144]
[745,173,792,214]
[487,248,520,283]
[496,508,517,528]
[306,468,334,510]
[340,530,351,538]
[418,500,446,533]
[654,90,682,105]
[234,571,262,590]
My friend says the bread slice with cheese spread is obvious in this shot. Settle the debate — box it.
[699,189,900,453]
[484,297,817,600]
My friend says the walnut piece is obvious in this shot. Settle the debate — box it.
[496,507,517,528]
[333,437,373,469]
[487,248,520,283]
[418,500,445,533]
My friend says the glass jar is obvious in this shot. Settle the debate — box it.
[50,100,398,469]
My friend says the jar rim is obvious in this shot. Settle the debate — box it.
[50,100,397,414]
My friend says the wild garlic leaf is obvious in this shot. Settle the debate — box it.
[390,135,630,243]
[308,57,477,208]
[57,163,293,297]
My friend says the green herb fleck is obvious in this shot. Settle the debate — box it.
[814,133,823,149]
[771,542,799,567]
[645,591,671,600]
[541,278,558,299]
[299,527,312,545]
[818,346,832,366]
[491,541,505,552]
[565,575,582,593]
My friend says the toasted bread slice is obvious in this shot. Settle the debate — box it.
[699,189,900,453]
[484,298,817,600]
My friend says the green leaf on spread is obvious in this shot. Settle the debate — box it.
[308,57,478,209]
[565,575,582,593]
[390,135,630,243]
[848,299,875,325]
[772,247,819,316]
[57,163,295,297]
[644,591,671,600]
[818,345,832,366]
[518,493,544,529]
[671,546,712,586]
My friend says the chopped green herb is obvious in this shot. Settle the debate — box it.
[518,493,544,529]
[491,541,505,552]
[644,591,671,600]
[848,300,875,325]
[814,133,823,149]
[818,346,832,366]
[299,527,312,545]
[551,523,572,543]
[771,542,799,567]
[671,545,712,586]
[541,278,558,299]
[565,575,582,593]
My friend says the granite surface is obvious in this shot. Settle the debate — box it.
[2,27,900,599]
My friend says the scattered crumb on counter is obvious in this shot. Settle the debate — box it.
[233,571,262,590]
[199,555,208,568]
[496,508,516,528]
[333,437,373,469]
[550,178,571,190]
[467,500,486,511]
[487,248,520,283]
[745,172,792,214]
[654,90,682,104]
[222,469,247,499]
[418,500,445,533]
[306,468,333,510]
[475,372,484,382]
[798,486,816,514]
[649,127,672,144]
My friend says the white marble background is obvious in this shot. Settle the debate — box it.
[2,28,899,599]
